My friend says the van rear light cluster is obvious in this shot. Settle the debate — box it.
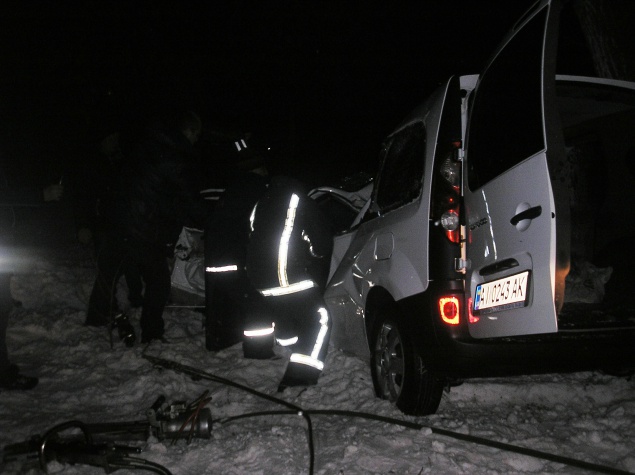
[438,296,460,325]
[437,151,462,244]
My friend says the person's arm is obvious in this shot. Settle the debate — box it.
[300,197,334,259]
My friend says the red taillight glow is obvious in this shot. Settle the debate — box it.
[468,297,479,323]
[439,297,460,325]
[445,229,461,244]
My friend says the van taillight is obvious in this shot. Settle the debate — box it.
[445,228,460,244]
[439,296,460,325]
[468,297,479,323]
[440,209,460,243]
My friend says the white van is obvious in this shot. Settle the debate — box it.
[323,0,635,415]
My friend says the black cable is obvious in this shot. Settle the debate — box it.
[214,410,297,425]
[145,353,633,475]
[110,457,173,475]
[309,410,633,475]
[217,408,632,475]
[142,353,302,412]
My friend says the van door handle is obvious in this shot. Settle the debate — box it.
[510,205,542,226]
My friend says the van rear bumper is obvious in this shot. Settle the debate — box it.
[429,328,635,377]
[398,286,635,378]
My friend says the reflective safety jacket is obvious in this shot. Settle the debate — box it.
[246,176,333,296]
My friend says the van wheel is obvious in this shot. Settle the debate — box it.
[370,307,444,416]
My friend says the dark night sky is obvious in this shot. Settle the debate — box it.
[0,1,534,186]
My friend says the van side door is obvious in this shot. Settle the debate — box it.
[464,1,562,338]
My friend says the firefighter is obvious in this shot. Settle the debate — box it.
[204,140,270,351]
[244,176,333,389]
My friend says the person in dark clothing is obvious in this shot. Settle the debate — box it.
[244,176,334,389]
[71,129,143,307]
[0,165,63,389]
[71,130,124,247]
[204,144,270,351]
[85,110,207,344]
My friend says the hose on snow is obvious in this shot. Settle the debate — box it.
[143,351,630,475]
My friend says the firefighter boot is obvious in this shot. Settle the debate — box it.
[243,332,275,359]
[278,361,321,391]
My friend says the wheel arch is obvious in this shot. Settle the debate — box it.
[364,286,397,351]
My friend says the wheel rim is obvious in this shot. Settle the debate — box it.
[374,321,405,401]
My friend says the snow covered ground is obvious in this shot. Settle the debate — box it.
[1,214,634,474]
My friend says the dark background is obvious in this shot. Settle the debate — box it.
[0,1,535,188]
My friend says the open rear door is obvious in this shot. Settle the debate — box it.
[464,0,563,338]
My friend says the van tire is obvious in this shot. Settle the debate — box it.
[370,305,443,416]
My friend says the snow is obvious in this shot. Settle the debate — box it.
[1,222,634,474]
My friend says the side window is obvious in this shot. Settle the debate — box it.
[374,123,426,213]
[467,8,548,190]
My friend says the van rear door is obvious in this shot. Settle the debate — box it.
[463,0,562,338]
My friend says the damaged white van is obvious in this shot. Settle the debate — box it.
[324,0,635,415]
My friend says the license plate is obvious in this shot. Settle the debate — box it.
[474,271,529,313]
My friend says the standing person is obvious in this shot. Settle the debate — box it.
[0,166,63,389]
[85,110,207,344]
[244,176,334,389]
[71,128,143,307]
[204,139,270,351]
